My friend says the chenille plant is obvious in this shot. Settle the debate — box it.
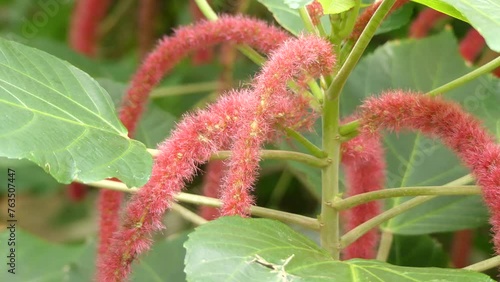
[1,0,500,281]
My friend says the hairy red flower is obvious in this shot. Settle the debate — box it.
[341,126,385,259]
[189,0,214,64]
[69,0,112,56]
[98,91,255,281]
[221,36,336,216]
[120,15,290,136]
[459,28,485,63]
[350,0,409,42]
[66,182,87,202]
[359,91,500,255]
[409,8,447,38]
[307,1,324,26]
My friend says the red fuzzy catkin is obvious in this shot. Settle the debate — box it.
[307,0,324,26]
[359,91,500,255]
[341,127,385,259]
[349,0,409,42]
[220,36,336,216]
[120,15,290,136]
[69,0,112,57]
[66,182,88,202]
[409,8,447,38]
[459,28,485,63]
[99,91,253,281]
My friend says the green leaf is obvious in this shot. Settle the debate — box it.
[0,229,90,281]
[375,3,414,35]
[439,0,500,52]
[343,30,500,234]
[185,217,494,281]
[318,0,355,14]
[283,0,313,9]
[411,0,468,22]
[257,0,332,35]
[388,234,449,267]
[0,38,152,187]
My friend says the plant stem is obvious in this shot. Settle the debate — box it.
[428,56,500,96]
[267,169,293,208]
[337,0,361,40]
[339,174,474,249]
[150,81,221,98]
[320,93,341,259]
[194,0,266,65]
[298,7,319,35]
[147,149,330,168]
[339,119,361,137]
[376,230,393,261]
[85,180,320,230]
[463,255,500,272]
[282,127,327,158]
[326,0,397,100]
[332,185,480,210]
[99,0,135,36]
[170,203,208,225]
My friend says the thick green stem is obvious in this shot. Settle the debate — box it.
[299,7,319,35]
[339,174,474,249]
[147,149,330,168]
[86,180,320,230]
[376,231,393,261]
[428,56,500,96]
[332,185,480,210]
[326,0,397,100]
[320,96,341,259]
[463,255,500,272]
[170,203,207,225]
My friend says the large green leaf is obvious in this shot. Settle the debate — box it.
[388,234,449,267]
[0,38,152,187]
[318,0,355,14]
[185,217,494,281]
[411,0,468,22]
[257,0,332,35]
[440,0,500,52]
[342,30,500,234]
[0,229,188,282]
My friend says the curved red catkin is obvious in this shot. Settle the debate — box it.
[220,36,336,216]
[349,0,409,42]
[99,91,256,281]
[200,160,225,220]
[120,15,290,136]
[451,229,474,268]
[66,182,88,202]
[359,91,500,255]
[459,28,485,63]
[307,0,324,26]
[97,15,289,277]
[189,0,213,65]
[341,127,385,259]
[138,0,158,59]
[409,8,447,38]
[69,0,112,57]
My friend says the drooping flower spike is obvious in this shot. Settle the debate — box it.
[96,15,291,276]
[200,160,225,220]
[69,0,112,56]
[120,15,290,136]
[459,28,485,63]
[409,8,447,38]
[359,91,500,255]
[220,35,336,216]
[341,122,385,259]
[349,0,409,42]
[138,0,158,59]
